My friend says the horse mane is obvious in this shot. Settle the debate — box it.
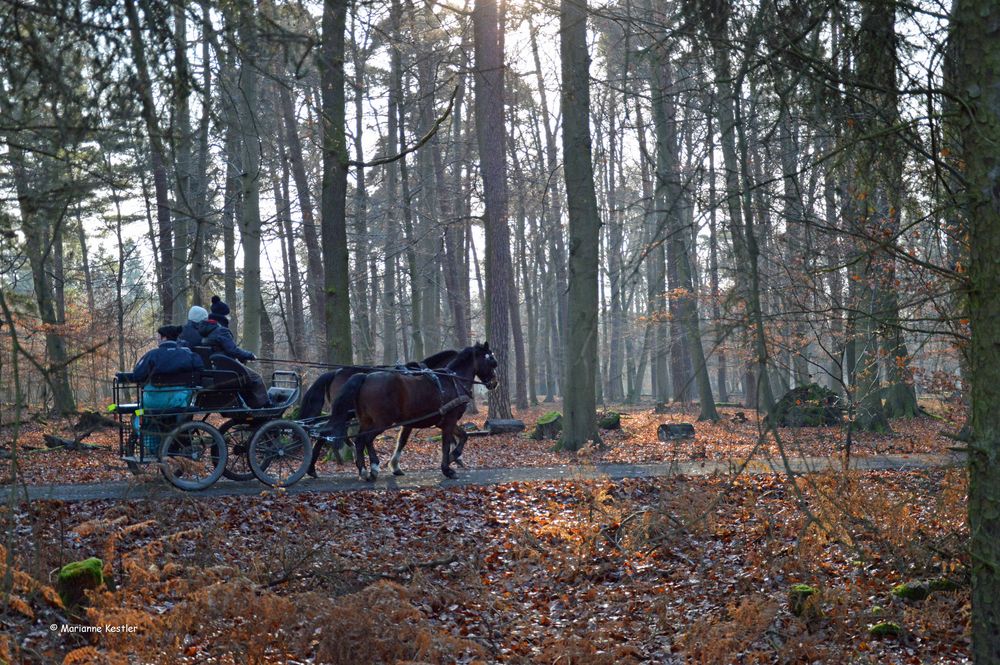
[445,345,477,371]
[422,348,458,367]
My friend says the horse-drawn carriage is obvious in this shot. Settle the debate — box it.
[110,350,315,491]
[109,342,500,491]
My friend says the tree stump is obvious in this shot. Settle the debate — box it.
[57,557,104,610]
[657,423,695,441]
[531,412,563,440]
[598,412,621,430]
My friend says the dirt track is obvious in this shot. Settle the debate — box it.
[0,451,966,503]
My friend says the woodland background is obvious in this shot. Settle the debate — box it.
[4,0,1000,661]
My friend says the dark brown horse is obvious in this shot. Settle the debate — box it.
[302,349,463,478]
[325,342,499,480]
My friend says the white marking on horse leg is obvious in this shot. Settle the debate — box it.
[371,462,380,476]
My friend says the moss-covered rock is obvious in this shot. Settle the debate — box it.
[57,557,104,609]
[788,583,818,617]
[767,383,843,427]
[868,621,903,638]
[598,412,621,430]
[928,578,960,593]
[891,581,930,601]
[531,412,563,440]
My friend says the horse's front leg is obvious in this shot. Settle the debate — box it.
[354,435,371,481]
[450,428,468,467]
[440,425,458,479]
[366,436,380,480]
[307,438,325,478]
[390,426,412,476]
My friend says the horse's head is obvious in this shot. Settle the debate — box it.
[473,342,499,390]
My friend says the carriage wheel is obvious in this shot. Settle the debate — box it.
[158,421,227,491]
[248,420,312,488]
[218,419,257,482]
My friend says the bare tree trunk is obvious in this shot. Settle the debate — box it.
[474,0,514,418]
[237,0,262,354]
[125,0,174,320]
[442,50,470,350]
[350,8,374,364]
[606,84,626,403]
[528,16,568,393]
[75,207,96,314]
[280,86,326,356]
[706,104,728,402]
[320,0,353,364]
[171,3,193,322]
[273,144,306,360]
[10,146,76,415]
[560,0,600,448]
[189,0,213,308]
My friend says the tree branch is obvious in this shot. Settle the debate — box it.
[349,86,458,169]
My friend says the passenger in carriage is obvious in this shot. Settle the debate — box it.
[123,325,203,384]
[180,302,270,408]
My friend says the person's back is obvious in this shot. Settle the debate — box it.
[127,325,203,384]
[181,305,254,362]
[180,302,268,408]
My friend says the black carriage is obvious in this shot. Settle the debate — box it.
[110,351,313,491]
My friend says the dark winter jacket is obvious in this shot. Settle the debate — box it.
[180,319,255,362]
[128,341,204,384]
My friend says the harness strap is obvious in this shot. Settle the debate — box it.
[438,395,471,415]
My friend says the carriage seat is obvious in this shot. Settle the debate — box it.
[192,345,214,367]
[267,386,296,407]
[148,371,201,387]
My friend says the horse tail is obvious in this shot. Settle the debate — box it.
[300,370,339,418]
[326,372,366,441]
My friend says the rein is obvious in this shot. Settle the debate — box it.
[255,356,495,387]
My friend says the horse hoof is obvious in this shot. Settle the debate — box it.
[366,474,376,483]
[392,469,405,476]
[453,457,466,468]
[442,468,457,480]
[307,468,318,479]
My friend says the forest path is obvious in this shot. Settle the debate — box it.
[0,451,966,504]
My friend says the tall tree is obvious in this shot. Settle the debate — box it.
[124,0,174,320]
[237,0,262,354]
[954,0,1000,657]
[319,0,352,363]
[560,0,600,448]
[473,0,515,418]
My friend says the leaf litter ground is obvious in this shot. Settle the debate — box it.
[1,464,971,663]
[0,401,970,662]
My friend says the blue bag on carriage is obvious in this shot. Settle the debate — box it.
[141,385,194,411]
[131,415,162,456]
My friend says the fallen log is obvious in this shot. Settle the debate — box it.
[485,419,525,434]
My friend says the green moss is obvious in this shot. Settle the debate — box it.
[532,412,563,440]
[871,605,885,616]
[768,383,843,427]
[868,621,902,638]
[537,411,562,425]
[891,581,930,601]
[57,557,104,608]
[928,578,960,592]
[789,584,818,617]
[598,412,621,430]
